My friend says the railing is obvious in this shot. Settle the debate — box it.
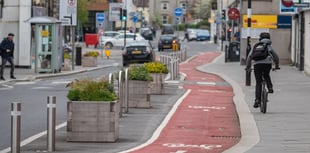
[157,47,187,80]
[109,68,129,116]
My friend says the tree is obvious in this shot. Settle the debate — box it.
[77,0,89,26]
[150,13,163,29]
[193,0,211,20]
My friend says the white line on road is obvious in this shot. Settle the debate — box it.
[51,81,71,84]
[0,122,67,153]
[32,87,52,90]
[15,82,36,85]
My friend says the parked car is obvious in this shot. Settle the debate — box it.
[161,24,174,35]
[99,31,120,46]
[186,28,199,41]
[122,41,154,66]
[101,33,145,48]
[158,35,180,51]
[196,29,210,41]
[140,27,153,40]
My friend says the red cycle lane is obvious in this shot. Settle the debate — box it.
[130,52,241,153]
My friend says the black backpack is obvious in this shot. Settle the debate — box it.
[251,42,269,61]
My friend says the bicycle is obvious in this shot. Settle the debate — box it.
[246,67,279,114]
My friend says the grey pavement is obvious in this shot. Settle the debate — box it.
[2,49,310,153]
[0,46,122,84]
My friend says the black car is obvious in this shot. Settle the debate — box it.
[140,27,153,40]
[122,41,154,66]
[158,35,180,51]
[161,24,174,35]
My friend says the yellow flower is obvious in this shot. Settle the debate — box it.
[84,51,99,57]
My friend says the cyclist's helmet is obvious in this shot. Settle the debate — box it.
[259,32,270,41]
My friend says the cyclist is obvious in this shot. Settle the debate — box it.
[246,32,280,108]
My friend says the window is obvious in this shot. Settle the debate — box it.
[162,15,168,24]
[180,2,186,11]
[161,2,169,10]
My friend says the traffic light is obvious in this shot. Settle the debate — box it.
[211,1,217,10]
[119,8,123,20]
[222,9,226,20]
[122,9,127,21]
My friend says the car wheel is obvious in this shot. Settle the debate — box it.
[105,42,113,49]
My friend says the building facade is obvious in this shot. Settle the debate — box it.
[149,0,190,25]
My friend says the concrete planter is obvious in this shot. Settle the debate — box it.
[82,56,97,67]
[67,101,120,142]
[62,59,72,71]
[149,73,166,95]
[128,80,151,108]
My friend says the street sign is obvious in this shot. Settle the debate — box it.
[228,8,240,20]
[282,0,294,7]
[129,12,135,17]
[59,0,77,26]
[96,13,105,22]
[174,7,183,17]
[109,3,123,21]
[294,2,310,7]
[132,16,138,23]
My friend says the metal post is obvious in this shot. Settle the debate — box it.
[170,58,174,80]
[118,71,123,116]
[109,73,114,84]
[47,96,56,152]
[245,0,252,86]
[218,0,223,51]
[11,102,21,153]
[124,68,129,113]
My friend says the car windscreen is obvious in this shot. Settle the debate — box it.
[160,36,174,40]
[105,33,118,37]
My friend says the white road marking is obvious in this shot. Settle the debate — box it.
[32,87,52,90]
[0,122,67,153]
[51,81,71,84]
[15,82,36,85]
[196,82,216,85]
[0,84,13,90]
[188,105,226,112]
[163,143,222,150]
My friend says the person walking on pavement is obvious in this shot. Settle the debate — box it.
[246,32,280,108]
[0,33,16,80]
[183,29,189,42]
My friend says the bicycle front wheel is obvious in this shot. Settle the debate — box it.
[260,84,268,113]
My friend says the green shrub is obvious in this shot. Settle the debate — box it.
[144,62,168,74]
[67,79,117,101]
[128,66,153,81]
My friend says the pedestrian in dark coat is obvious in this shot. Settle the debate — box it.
[0,33,16,80]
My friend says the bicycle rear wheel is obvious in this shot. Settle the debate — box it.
[260,82,268,113]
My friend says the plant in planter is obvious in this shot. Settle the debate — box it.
[66,79,120,142]
[127,66,153,108]
[82,51,99,67]
[144,62,168,94]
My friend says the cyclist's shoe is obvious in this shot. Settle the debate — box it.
[268,88,274,93]
[253,99,260,108]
